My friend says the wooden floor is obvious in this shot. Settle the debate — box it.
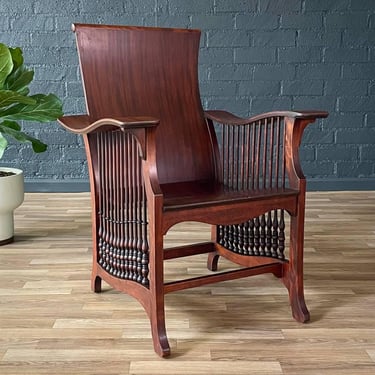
[0,191,374,374]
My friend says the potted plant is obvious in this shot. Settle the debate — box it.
[0,42,63,245]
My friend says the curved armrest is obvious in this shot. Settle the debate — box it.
[205,110,328,125]
[58,114,159,134]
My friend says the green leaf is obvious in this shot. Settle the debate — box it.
[0,120,47,154]
[8,47,23,71]
[0,90,36,109]
[0,43,13,89]
[0,132,7,159]
[0,120,22,133]
[4,65,34,93]
[0,93,63,122]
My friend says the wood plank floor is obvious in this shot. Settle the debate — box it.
[0,191,374,374]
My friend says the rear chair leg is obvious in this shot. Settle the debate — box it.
[207,251,220,271]
[91,273,102,293]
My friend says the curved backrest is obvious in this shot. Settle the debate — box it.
[73,24,215,184]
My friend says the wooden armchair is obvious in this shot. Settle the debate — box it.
[58,24,328,357]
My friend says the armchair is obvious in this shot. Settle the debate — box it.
[58,24,328,357]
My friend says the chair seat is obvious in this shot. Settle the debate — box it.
[161,180,299,211]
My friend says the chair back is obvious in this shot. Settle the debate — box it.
[73,24,215,184]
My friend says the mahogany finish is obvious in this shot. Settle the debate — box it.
[58,23,328,357]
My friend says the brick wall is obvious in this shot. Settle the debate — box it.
[0,0,374,191]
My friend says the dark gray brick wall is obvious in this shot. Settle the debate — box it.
[0,0,374,191]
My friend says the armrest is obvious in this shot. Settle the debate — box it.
[205,110,328,125]
[58,114,159,134]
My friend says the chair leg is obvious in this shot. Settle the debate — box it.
[91,274,102,293]
[207,226,220,271]
[148,216,171,357]
[282,214,310,323]
[149,292,170,357]
[207,251,220,271]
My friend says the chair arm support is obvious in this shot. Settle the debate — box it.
[58,114,159,134]
[205,110,328,125]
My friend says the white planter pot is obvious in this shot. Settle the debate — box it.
[0,168,24,245]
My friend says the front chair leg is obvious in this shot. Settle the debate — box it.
[282,215,310,323]
[148,216,171,357]
[149,292,171,357]
[283,263,310,322]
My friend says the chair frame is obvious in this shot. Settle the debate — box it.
[59,24,328,357]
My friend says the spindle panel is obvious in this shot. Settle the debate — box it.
[213,117,288,260]
[90,131,149,286]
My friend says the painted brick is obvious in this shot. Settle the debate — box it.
[300,146,315,161]
[34,0,80,14]
[208,30,250,47]
[296,63,341,79]
[0,17,10,30]
[235,14,279,30]
[328,113,366,129]
[254,64,295,81]
[235,47,276,63]
[293,96,337,112]
[206,98,250,117]
[209,65,253,81]
[324,48,368,63]
[366,114,375,128]
[156,14,191,28]
[302,128,335,145]
[199,81,237,97]
[215,0,257,13]
[253,30,296,47]
[336,162,374,178]
[11,15,54,31]
[304,0,350,11]
[343,30,375,46]
[325,80,368,96]
[297,31,341,47]
[278,47,322,63]
[251,97,292,114]
[350,0,375,11]
[343,64,375,79]
[296,63,341,80]
[338,97,375,112]
[0,32,30,47]
[361,146,375,161]
[259,0,301,14]
[199,47,233,64]
[282,80,324,96]
[336,129,375,144]
[30,32,75,48]
[168,0,214,14]
[281,14,323,29]
[325,12,369,30]
[0,1,31,13]
[192,15,234,29]
[238,80,280,96]
[317,145,358,161]
[302,161,335,177]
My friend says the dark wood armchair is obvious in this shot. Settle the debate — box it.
[58,24,328,357]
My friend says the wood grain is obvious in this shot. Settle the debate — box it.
[0,191,374,374]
